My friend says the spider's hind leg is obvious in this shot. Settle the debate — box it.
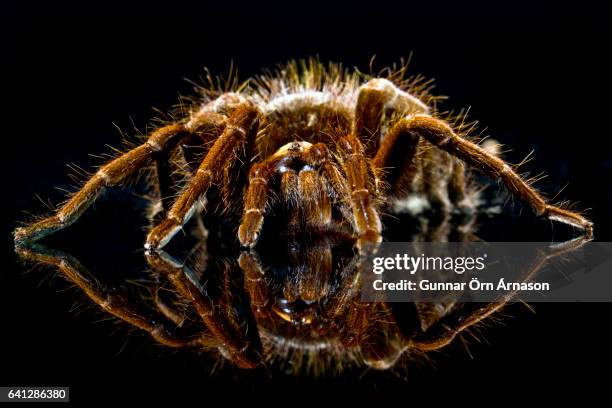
[373,118,473,218]
[395,115,593,237]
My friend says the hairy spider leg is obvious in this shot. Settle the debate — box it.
[153,273,189,327]
[15,244,213,348]
[146,249,263,369]
[238,163,272,247]
[337,76,434,254]
[156,111,228,214]
[146,104,260,250]
[360,303,409,370]
[15,124,190,244]
[354,78,430,156]
[372,118,475,232]
[337,134,383,253]
[372,118,421,197]
[396,114,593,237]
[238,251,270,312]
[410,236,590,351]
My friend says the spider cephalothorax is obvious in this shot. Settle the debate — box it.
[14,59,593,251]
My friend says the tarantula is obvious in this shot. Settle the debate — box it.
[14,59,593,251]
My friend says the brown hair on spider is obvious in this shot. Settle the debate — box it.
[14,58,593,251]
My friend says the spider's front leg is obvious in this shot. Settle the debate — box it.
[337,134,383,253]
[339,78,430,252]
[238,163,273,247]
[15,124,191,244]
[399,115,594,237]
[146,104,260,250]
[146,249,263,369]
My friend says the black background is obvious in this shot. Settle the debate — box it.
[3,1,612,405]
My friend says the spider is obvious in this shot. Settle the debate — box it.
[14,59,593,252]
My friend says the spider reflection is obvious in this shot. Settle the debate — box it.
[15,225,587,375]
